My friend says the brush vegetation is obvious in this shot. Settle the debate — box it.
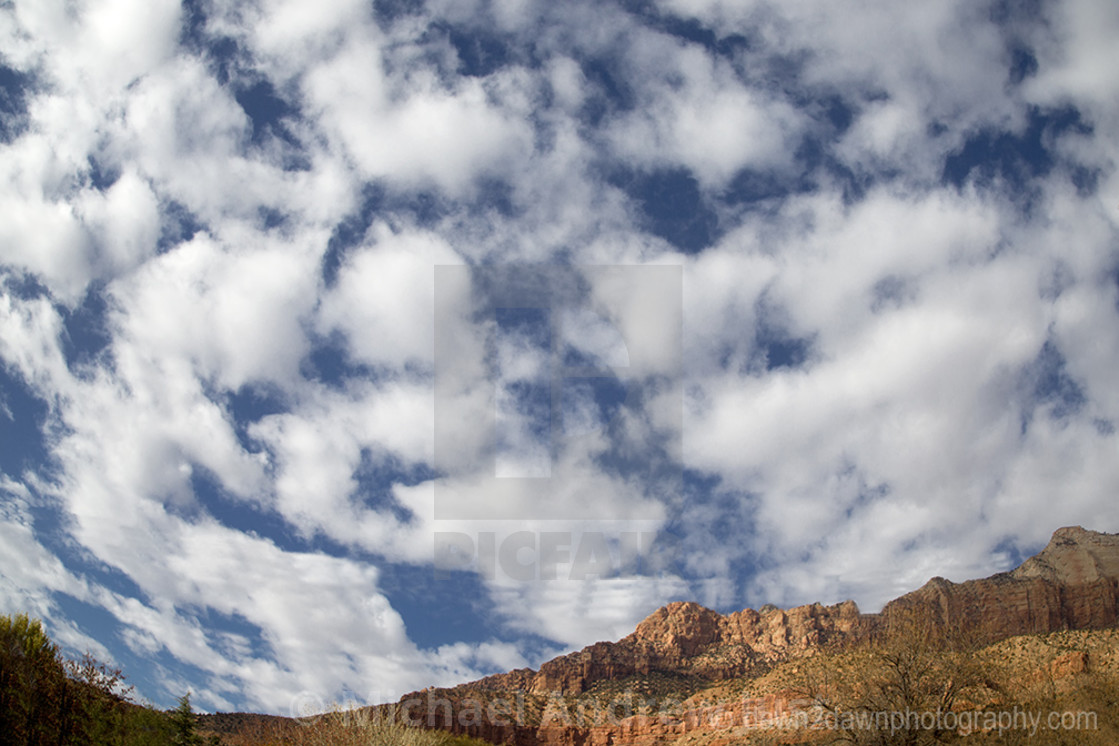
[678,617,1119,745]
[0,612,490,746]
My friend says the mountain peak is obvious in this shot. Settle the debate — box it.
[394,525,1119,746]
[631,601,722,653]
[1012,526,1119,584]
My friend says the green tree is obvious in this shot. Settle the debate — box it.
[170,691,205,746]
[60,651,134,745]
[0,612,69,745]
[122,704,179,746]
[1,611,191,746]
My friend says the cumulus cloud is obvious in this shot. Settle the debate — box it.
[319,225,462,369]
[296,22,532,195]
[2,0,1119,716]
[606,37,800,185]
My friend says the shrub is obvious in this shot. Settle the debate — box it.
[0,612,191,746]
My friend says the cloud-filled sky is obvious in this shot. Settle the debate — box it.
[2,0,1118,715]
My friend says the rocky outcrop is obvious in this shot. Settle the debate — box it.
[1014,526,1119,584]
[882,526,1119,640]
[395,599,868,743]
[517,522,1119,700]
[525,598,865,696]
[403,526,1119,745]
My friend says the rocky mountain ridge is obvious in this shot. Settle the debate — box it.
[450,526,1119,701]
[202,526,1119,745]
[887,525,1119,636]
[392,526,1119,744]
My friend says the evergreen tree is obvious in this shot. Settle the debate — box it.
[170,691,205,746]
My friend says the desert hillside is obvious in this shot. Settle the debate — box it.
[201,526,1119,746]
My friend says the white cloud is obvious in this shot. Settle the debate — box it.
[492,573,691,649]
[0,486,87,615]
[680,174,1119,610]
[299,32,532,196]
[78,0,181,90]
[3,0,1119,717]
[0,287,73,392]
[1024,0,1119,115]
[245,0,374,63]
[560,306,631,368]
[8,0,179,92]
[74,519,438,712]
[77,170,161,274]
[606,37,799,185]
[320,224,463,369]
[110,232,320,391]
[546,56,587,112]
[653,0,1017,180]
[0,148,94,303]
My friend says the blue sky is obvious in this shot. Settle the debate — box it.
[1,0,1118,716]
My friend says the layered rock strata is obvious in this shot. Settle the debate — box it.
[400,526,1119,744]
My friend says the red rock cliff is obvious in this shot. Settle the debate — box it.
[882,525,1119,639]
[403,526,1119,744]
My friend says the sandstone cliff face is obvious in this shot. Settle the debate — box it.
[882,525,1119,640]
[526,598,865,696]
[402,526,1119,745]
[1014,526,1119,584]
